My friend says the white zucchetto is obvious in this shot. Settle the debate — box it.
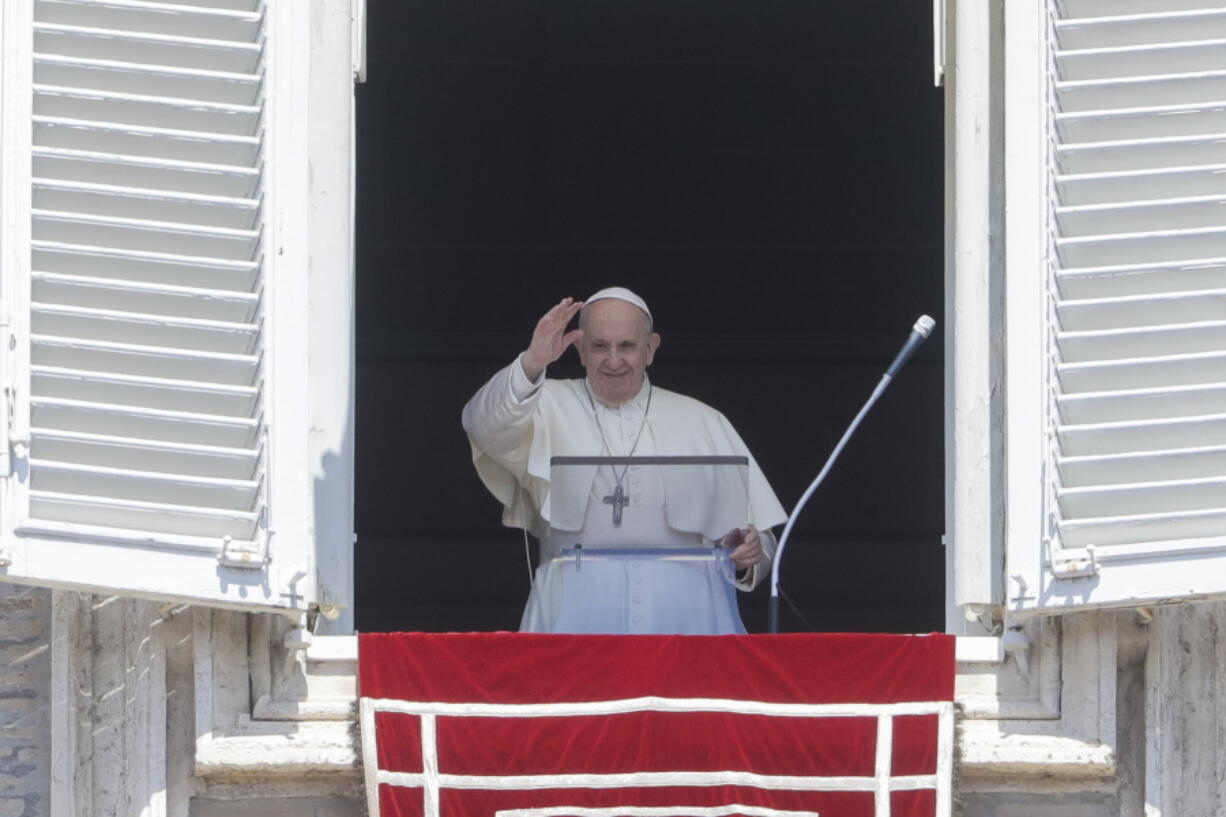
[583,286,653,328]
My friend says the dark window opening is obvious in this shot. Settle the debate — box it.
[355,0,945,634]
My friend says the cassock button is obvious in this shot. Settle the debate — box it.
[633,596,642,604]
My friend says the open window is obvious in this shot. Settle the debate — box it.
[0,0,347,613]
[1005,0,1226,614]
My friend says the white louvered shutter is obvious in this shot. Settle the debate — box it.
[1006,0,1226,613]
[0,0,322,610]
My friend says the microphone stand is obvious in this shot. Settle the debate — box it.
[768,316,935,633]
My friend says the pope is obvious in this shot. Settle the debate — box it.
[462,287,788,634]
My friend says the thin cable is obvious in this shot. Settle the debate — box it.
[777,583,818,632]
[522,526,534,588]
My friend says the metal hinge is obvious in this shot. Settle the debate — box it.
[1050,544,1099,579]
[218,532,272,569]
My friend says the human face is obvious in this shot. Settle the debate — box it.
[577,299,660,405]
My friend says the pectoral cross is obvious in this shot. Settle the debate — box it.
[603,484,629,525]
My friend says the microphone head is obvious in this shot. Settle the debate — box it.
[913,315,936,338]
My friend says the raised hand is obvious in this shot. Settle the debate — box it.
[521,297,585,381]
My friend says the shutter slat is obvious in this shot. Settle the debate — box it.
[1058,259,1226,298]
[1056,40,1226,81]
[32,242,258,291]
[1057,414,1226,457]
[1059,476,1226,517]
[32,271,258,322]
[34,85,259,135]
[31,303,258,354]
[32,210,258,258]
[32,397,259,448]
[1058,288,1226,329]
[1057,321,1226,360]
[1057,226,1226,267]
[33,179,259,229]
[1057,133,1226,174]
[1057,10,1226,51]
[32,335,258,385]
[35,0,262,42]
[33,117,260,165]
[34,23,261,74]
[1058,510,1226,549]
[29,492,258,539]
[34,148,259,197]
[32,366,258,416]
[1057,104,1226,143]
[31,429,258,479]
[129,0,260,13]
[1057,71,1226,111]
[1056,195,1226,236]
[34,55,260,104]
[1057,349,1226,392]
[1063,0,1226,17]
[1060,383,1226,423]
[1060,445,1226,485]
[1057,164,1226,206]
[30,459,258,511]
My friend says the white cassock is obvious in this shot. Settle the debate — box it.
[462,355,788,635]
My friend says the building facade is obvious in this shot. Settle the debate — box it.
[2,0,1225,814]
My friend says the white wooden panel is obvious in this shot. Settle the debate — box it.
[0,0,324,609]
[1008,0,1226,614]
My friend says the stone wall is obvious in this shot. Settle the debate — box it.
[0,584,50,817]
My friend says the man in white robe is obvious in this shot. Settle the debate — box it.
[462,287,788,634]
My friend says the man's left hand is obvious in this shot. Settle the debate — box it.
[723,525,763,570]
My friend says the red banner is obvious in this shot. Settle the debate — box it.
[359,633,955,817]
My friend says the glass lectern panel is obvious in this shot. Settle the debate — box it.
[538,456,750,635]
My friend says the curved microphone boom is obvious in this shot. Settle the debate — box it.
[768,315,936,633]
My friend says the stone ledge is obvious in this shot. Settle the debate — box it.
[196,721,360,780]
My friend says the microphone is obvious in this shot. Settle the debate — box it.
[885,315,937,380]
[768,314,937,633]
